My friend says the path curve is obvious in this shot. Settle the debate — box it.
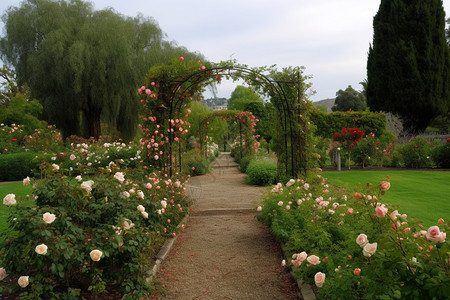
[149,153,298,299]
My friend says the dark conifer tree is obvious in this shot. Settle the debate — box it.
[367,0,450,132]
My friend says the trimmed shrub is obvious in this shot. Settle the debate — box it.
[433,140,450,168]
[246,159,277,186]
[397,136,434,168]
[0,152,41,181]
[182,149,211,176]
[239,156,253,173]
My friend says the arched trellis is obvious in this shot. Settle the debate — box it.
[139,59,309,179]
[196,110,258,159]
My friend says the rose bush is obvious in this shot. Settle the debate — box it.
[0,161,191,298]
[258,174,449,299]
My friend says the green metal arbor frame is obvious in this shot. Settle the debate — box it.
[162,65,306,178]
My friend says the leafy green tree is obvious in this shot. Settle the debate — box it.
[0,0,203,140]
[227,85,263,111]
[332,85,367,112]
[0,94,47,133]
[367,0,450,132]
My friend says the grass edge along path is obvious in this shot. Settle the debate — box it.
[322,170,450,227]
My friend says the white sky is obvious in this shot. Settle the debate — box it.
[1,0,449,101]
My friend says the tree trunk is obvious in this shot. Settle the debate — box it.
[82,108,102,140]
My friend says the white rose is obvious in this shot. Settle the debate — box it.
[356,233,369,247]
[122,191,130,198]
[286,179,295,187]
[18,276,29,288]
[52,163,59,171]
[81,180,94,193]
[90,249,102,262]
[23,176,30,186]
[137,205,145,213]
[75,175,82,181]
[35,244,48,255]
[141,211,149,219]
[256,206,262,212]
[160,200,167,208]
[114,172,125,183]
[363,242,378,257]
[42,212,56,224]
[137,190,144,200]
[3,194,16,206]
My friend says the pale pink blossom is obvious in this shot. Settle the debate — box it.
[356,234,369,247]
[114,172,125,183]
[161,200,167,208]
[137,190,145,200]
[314,272,325,287]
[376,206,388,218]
[3,194,16,206]
[69,154,76,160]
[363,242,378,257]
[426,226,446,242]
[286,179,295,187]
[307,255,320,265]
[141,211,149,219]
[380,181,390,191]
[277,201,283,206]
[0,268,7,280]
[23,176,30,186]
[137,205,145,213]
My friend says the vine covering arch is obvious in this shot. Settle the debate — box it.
[138,58,315,178]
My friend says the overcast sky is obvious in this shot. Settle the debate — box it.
[1,0,449,101]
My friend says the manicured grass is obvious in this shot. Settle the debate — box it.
[0,181,34,239]
[322,170,450,227]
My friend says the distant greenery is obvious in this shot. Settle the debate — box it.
[322,170,450,226]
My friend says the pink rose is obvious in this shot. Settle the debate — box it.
[380,181,390,191]
[390,210,399,221]
[42,212,56,224]
[314,272,326,287]
[363,242,378,257]
[69,154,76,160]
[307,255,320,265]
[354,268,361,275]
[356,234,369,247]
[426,226,446,242]
[375,206,388,218]
[35,244,48,255]
[347,208,354,215]
[0,268,7,280]
[438,218,445,224]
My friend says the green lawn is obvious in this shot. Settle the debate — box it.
[322,170,450,227]
[0,181,34,239]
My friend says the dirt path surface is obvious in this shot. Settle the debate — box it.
[149,153,298,299]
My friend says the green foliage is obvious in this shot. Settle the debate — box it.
[331,85,366,112]
[367,0,450,132]
[239,156,253,173]
[311,109,387,138]
[433,140,450,168]
[0,152,41,181]
[0,0,203,140]
[227,85,263,111]
[0,94,47,133]
[182,149,211,176]
[352,131,396,167]
[246,158,277,186]
[259,174,449,298]
[396,136,434,168]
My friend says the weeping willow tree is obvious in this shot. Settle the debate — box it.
[0,0,203,140]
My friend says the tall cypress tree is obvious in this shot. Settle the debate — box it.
[367,0,450,132]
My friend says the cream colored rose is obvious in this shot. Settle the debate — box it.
[314,272,326,287]
[114,172,125,183]
[286,179,295,187]
[75,175,82,181]
[122,191,130,198]
[3,194,16,206]
[137,190,144,200]
[137,205,145,213]
[35,244,48,255]
[81,180,94,193]
[52,163,60,171]
[18,276,29,288]
[141,211,149,219]
[90,249,103,262]
[356,233,369,247]
[363,242,378,257]
[307,255,320,265]
[23,176,30,186]
[43,212,56,224]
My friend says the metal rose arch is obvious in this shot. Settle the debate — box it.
[139,59,310,179]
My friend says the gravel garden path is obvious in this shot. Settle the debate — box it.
[147,152,298,299]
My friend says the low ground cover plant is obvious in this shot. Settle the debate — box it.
[258,175,449,299]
